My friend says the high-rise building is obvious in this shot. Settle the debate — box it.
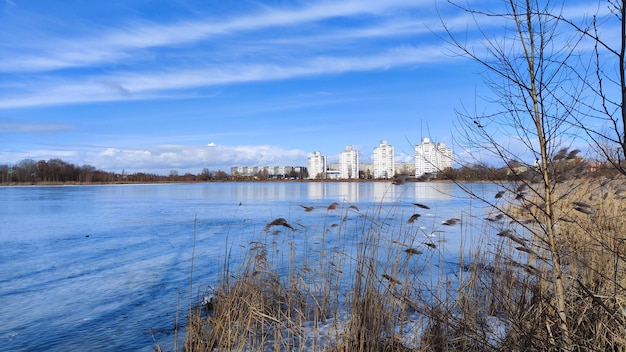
[415,138,453,177]
[372,140,395,179]
[339,145,359,179]
[438,142,453,170]
[307,151,327,179]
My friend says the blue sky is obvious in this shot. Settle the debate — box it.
[0,0,609,174]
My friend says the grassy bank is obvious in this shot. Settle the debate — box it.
[171,177,626,351]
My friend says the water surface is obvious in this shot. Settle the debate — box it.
[0,182,495,351]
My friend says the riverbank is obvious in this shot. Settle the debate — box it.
[0,178,459,186]
[179,176,626,351]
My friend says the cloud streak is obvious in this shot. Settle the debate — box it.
[0,0,457,110]
[0,0,433,73]
[0,43,455,109]
[1,0,605,110]
[94,144,309,173]
[0,120,73,133]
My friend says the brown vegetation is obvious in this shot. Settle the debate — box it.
[174,175,626,351]
[0,158,229,184]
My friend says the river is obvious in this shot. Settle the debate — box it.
[0,182,496,351]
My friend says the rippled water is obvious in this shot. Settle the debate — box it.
[0,182,495,351]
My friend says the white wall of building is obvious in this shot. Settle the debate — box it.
[339,145,359,179]
[372,140,395,179]
[437,142,453,170]
[307,151,327,179]
[414,137,453,177]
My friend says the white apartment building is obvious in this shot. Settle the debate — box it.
[414,137,453,177]
[307,151,327,179]
[395,162,415,175]
[339,145,359,179]
[439,143,453,170]
[372,140,395,179]
[230,165,307,178]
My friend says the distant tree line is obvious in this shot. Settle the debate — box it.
[0,158,230,184]
[440,157,620,182]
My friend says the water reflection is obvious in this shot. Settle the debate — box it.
[411,182,454,200]
[218,182,460,203]
[229,183,292,201]
[306,182,455,203]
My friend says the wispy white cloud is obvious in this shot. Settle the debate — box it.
[266,20,427,46]
[94,144,308,173]
[0,0,433,73]
[0,148,79,163]
[1,0,604,111]
[0,0,458,112]
[0,120,73,133]
[0,43,455,109]
[0,142,308,173]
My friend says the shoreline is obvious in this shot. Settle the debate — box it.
[0,178,457,187]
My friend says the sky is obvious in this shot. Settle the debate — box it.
[0,0,612,174]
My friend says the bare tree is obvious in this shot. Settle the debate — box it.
[552,1,625,175]
[442,0,592,349]
[437,0,626,350]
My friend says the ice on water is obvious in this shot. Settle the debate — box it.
[0,182,495,351]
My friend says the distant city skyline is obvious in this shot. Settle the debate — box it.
[230,138,451,180]
[0,1,603,174]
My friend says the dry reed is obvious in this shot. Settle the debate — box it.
[174,176,626,351]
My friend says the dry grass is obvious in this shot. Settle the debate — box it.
[174,176,626,352]
[446,175,626,351]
